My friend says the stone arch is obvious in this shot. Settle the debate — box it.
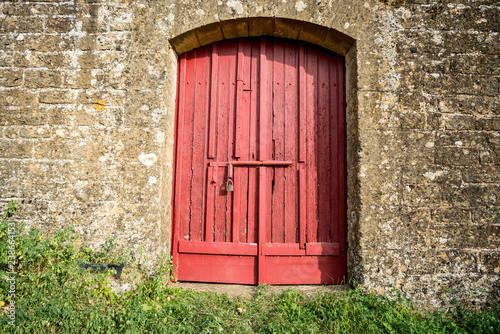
[170,18,355,56]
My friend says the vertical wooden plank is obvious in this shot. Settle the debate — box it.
[225,39,238,242]
[330,53,340,245]
[208,44,219,159]
[215,42,231,242]
[190,46,210,241]
[204,46,217,243]
[299,165,306,249]
[234,41,244,158]
[297,42,306,247]
[201,48,213,241]
[205,166,215,242]
[231,41,244,243]
[232,167,240,243]
[247,39,260,244]
[317,49,331,242]
[284,40,299,243]
[239,40,252,243]
[264,40,273,246]
[298,43,306,163]
[239,167,250,243]
[232,40,253,243]
[338,56,347,251]
[259,38,272,160]
[271,39,285,243]
[180,52,196,242]
[258,37,270,283]
[306,45,319,243]
[172,55,186,267]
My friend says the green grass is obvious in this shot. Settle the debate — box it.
[0,201,499,333]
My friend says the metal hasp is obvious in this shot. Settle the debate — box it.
[211,161,293,193]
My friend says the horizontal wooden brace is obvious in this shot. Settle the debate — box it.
[179,241,257,256]
[306,243,340,256]
[179,241,339,256]
[262,242,341,256]
[209,160,292,167]
[262,243,305,256]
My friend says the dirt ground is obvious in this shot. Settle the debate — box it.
[169,282,349,299]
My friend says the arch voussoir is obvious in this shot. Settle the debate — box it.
[170,18,355,56]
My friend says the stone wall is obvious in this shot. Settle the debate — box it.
[0,0,498,308]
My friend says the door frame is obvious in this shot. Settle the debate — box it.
[169,26,356,285]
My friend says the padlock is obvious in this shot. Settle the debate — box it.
[226,178,234,192]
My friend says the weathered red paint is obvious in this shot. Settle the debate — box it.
[172,37,347,285]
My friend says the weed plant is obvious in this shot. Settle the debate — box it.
[0,201,498,333]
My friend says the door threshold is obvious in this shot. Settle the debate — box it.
[169,282,349,299]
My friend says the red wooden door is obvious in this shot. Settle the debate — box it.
[172,37,346,285]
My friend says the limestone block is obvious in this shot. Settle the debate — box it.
[130,4,166,52]
[0,17,44,33]
[427,223,500,249]
[34,139,86,161]
[14,52,65,69]
[95,32,131,51]
[442,184,499,209]
[435,147,479,166]
[476,117,500,131]
[39,90,75,104]
[431,208,471,224]
[120,163,161,204]
[166,0,219,39]
[25,70,63,89]
[358,130,400,165]
[0,139,33,159]
[443,115,476,131]
[401,166,462,185]
[0,69,22,87]
[404,249,480,276]
[358,91,400,130]
[221,19,248,40]
[46,17,74,33]
[435,131,487,149]
[25,34,75,52]
[0,107,48,126]
[0,89,37,106]
[472,207,499,225]
[248,17,274,37]
[479,252,500,275]
[76,89,125,107]
[196,22,224,47]
[124,90,166,128]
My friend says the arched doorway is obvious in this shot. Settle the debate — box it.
[172,37,346,285]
